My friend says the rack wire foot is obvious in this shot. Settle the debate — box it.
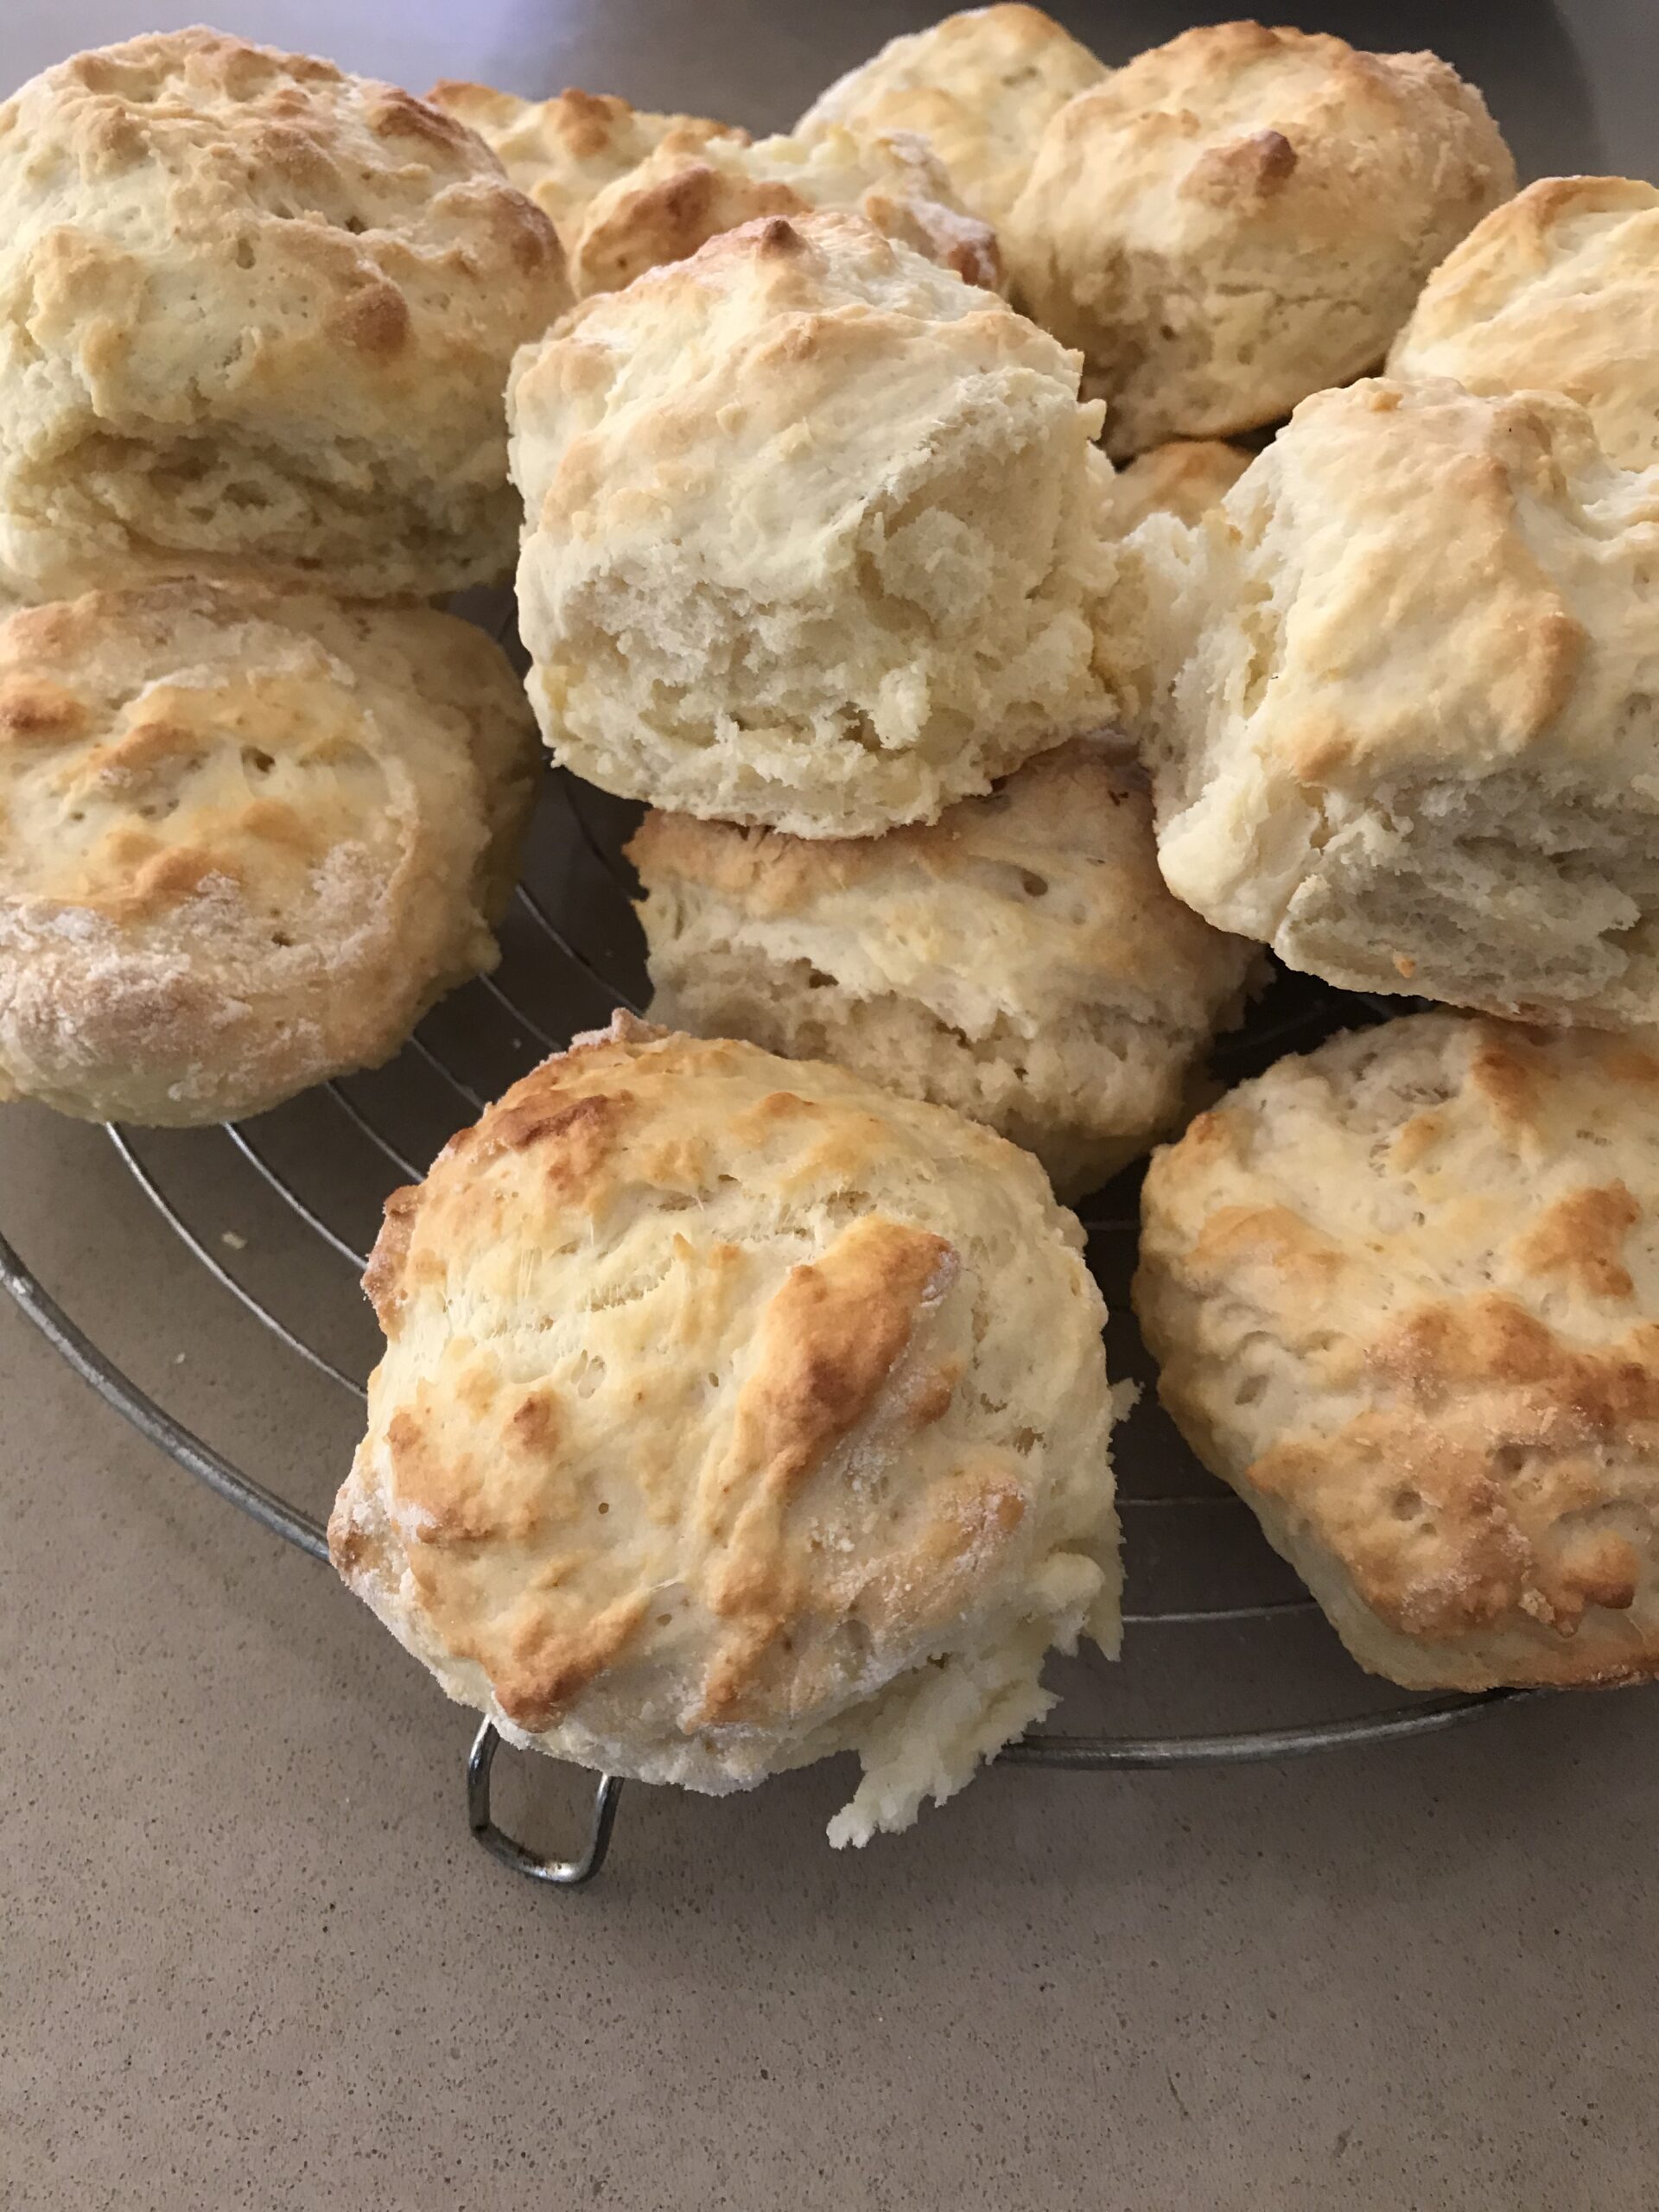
[467,1720,623,1889]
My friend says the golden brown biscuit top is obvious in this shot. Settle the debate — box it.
[566,124,1001,298]
[1147,377,1659,878]
[0,29,567,418]
[428,79,742,247]
[1016,22,1513,254]
[509,209,1078,563]
[3,663,374,923]
[1389,177,1659,474]
[0,582,529,936]
[1138,1013,1659,1656]
[1394,175,1658,341]
[5,29,558,261]
[337,1015,1113,1743]
[1109,440,1252,532]
[796,3,1105,225]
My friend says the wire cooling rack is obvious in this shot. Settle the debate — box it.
[0,756,1523,1889]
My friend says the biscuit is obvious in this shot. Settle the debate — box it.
[627,741,1261,1198]
[1134,378,1659,1028]
[797,5,1106,228]
[329,1014,1123,1847]
[1006,23,1515,455]
[1135,1011,1659,1692]
[0,30,570,601]
[427,80,741,254]
[1389,177,1659,474]
[1108,440,1251,534]
[0,582,539,1125]
[509,211,1118,838]
[568,124,1001,298]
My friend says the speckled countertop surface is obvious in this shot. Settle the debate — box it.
[3,6,1656,2206]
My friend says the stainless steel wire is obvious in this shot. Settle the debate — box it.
[105,1126,365,1397]
[515,882,645,1017]
[997,1692,1532,1769]
[221,1124,368,1270]
[404,1031,490,1113]
[0,1221,330,1561]
[326,1080,423,1181]
[476,969,562,1054]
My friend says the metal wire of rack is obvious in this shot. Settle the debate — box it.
[0,760,1527,1890]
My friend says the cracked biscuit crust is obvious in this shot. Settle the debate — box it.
[509,211,1118,837]
[567,124,1000,299]
[626,740,1261,1198]
[1136,1012,1659,1691]
[0,581,539,1124]
[1389,176,1659,475]
[0,29,569,599]
[330,1016,1122,1845]
[427,80,742,254]
[431,85,1001,299]
[796,5,1106,229]
[1134,378,1659,1027]
[1006,22,1514,454]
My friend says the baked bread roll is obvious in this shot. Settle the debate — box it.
[427,81,740,256]
[330,1014,1123,1847]
[568,124,1001,298]
[0,30,569,601]
[0,582,539,1125]
[1006,23,1514,456]
[1389,177,1659,474]
[1135,1011,1659,1692]
[510,211,1118,838]
[627,741,1261,1198]
[1108,440,1251,535]
[1135,378,1659,1028]
[797,5,1106,229]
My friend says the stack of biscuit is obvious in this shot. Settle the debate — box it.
[480,3,1535,1203]
[1124,194,1659,1700]
[341,200,1154,1844]
[12,7,1659,1845]
[0,28,564,1122]
[504,191,1264,1200]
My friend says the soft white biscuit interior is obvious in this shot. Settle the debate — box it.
[628,742,1261,1197]
[1138,378,1659,1027]
[510,210,1117,837]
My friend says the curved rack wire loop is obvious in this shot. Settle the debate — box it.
[0,768,1516,1887]
[997,1691,1529,1768]
[0,1224,329,1562]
